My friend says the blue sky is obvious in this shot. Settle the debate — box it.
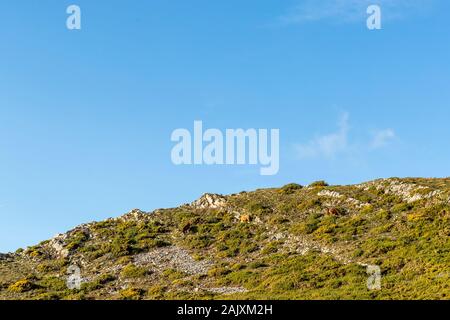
[1,0,449,252]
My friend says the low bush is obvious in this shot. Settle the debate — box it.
[309,180,329,187]
[8,279,36,293]
[119,287,145,300]
[120,264,148,279]
[279,183,303,195]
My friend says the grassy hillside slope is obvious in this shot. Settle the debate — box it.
[1,178,449,300]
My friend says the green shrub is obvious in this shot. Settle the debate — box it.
[360,205,374,215]
[246,201,273,215]
[268,215,290,225]
[185,234,214,249]
[120,264,148,279]
[119,287,145,300]
[96,273,116,285]
[279,183,303,195]
[38,276,67,291]
[147,285,166,299]
[36,292,62,300]
[352,248,364,258]
[377,209,392,220]
[80,281,102,292]
[162,269,187,281]
[27,248,43,258]
[8,279,36,293]
[297,197,322,212]
[37,259,67,273]
[110,238,137,257]
[219,270,257,287]
[249,261,267,269]
[262,241,281,255]
[208,267,231,277]
[65,231,89,251]
[392,203,413,214]
[291,212,322,234]
[309,180,329,187]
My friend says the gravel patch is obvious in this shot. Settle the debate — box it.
[134,246,212,275]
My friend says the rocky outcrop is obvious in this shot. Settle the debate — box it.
[48,234,70,259]
[357,179,443,203]
[318,189,367,208]
[118,209,150,222]
[0,253,11,261]
[43,225,93,259]
[191,193,227,210]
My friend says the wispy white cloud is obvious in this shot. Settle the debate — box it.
[296,112,350,159]
[294,112,396,160]
[370,128,396,149]
[279,0,435,25]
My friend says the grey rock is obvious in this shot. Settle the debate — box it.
[191,193,227,210]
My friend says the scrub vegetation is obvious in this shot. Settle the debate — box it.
[0,177,449,300]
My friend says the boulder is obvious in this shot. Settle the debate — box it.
[191,193,227,210]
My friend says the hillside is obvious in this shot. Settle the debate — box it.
[1,178,449,300]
